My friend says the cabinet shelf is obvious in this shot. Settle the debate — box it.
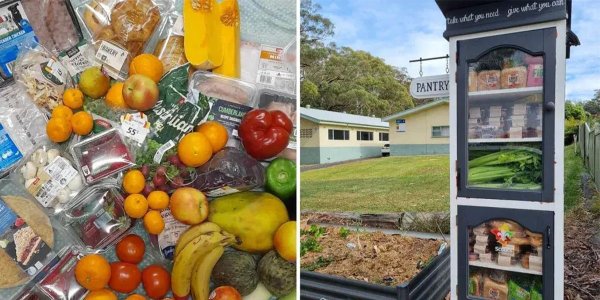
[469,137,542,143]
[469,260,542,275]
[468,86,543,102]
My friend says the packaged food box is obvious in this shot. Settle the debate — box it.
[469,106,481,118]
[12,145,84,215]
[61,184,132,250]
[527,63,544,87]
[501,66,527,89]
[477,70,501,91]
[489,106,502,118]
[188,71,257,148]
[70,128,135,185]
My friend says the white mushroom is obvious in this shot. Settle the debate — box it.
[21,162,37,180]
[24,178,36,188]
[67,176,83,192]
[47,149,60,162]
[57,188,71,204]
[31,149,48,167]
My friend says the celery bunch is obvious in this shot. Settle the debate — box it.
[468,149,542,189]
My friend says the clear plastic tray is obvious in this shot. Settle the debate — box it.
[70,128,135,185]
[61,183,133,250]
[188,71,257,107]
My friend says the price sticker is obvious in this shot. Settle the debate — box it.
[120,113,151,144]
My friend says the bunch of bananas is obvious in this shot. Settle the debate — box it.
[171,222,239,299]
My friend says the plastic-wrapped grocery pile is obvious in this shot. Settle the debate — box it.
[0,0,297,299]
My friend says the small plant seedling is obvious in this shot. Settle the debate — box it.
[338,227,350,239]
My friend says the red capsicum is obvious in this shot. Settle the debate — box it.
[239,109,293,160]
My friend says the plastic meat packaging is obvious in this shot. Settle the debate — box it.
[70,128,135,185]
[21,0,82,54]
[0,84,48,178]
[36,246,89,300]
[74,0,171,79]
[14,44,73,113]
[11,144,85,215]
[188,71,257,147]
[61,183,132,250]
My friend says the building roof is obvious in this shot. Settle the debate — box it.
[382,99,449,122]
[300,107,389,129]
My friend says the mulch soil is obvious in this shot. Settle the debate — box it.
[301,222,442,286]
[565,208,600,300]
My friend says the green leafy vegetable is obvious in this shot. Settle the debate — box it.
[468,149,542,189]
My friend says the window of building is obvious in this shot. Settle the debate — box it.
[328,129,349,140]
[300,128,313,139]
[379,132,389,141]
[357,131,373,141]
[432,126,450,137]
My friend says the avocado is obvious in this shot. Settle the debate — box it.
[257,250,296,297]
[211,248,259,296]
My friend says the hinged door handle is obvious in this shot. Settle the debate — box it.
[545,101,555,112]
[546,226,551,249]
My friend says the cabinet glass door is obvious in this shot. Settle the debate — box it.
[457,28,555,201]
[457,206,554,299]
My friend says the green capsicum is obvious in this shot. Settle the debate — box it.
[265,157,296,200]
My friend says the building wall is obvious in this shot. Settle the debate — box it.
[388,103,450,155]
[299,119,389,164]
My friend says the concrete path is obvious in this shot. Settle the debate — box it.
[311,222,450,241]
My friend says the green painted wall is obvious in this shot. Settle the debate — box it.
[390,144,449,156]
[300,146,382,164]
[300,147,321,165]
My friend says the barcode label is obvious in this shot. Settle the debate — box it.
[259,74,273,84]
[45,156,78,187]
[93,210,113,230]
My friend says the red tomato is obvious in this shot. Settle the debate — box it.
[116,234,146,264]
[108,262,142,293]
[209,286,242,300]
[142,265,171,299]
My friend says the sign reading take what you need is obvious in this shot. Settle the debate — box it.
[410,74,449,99]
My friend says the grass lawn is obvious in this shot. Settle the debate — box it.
[564,143,585,211]
[300,156,450,213]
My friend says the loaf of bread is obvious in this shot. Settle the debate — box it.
[501,66,527,89]
[477,70,501,91]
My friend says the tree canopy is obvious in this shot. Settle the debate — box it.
[300,0,416,117]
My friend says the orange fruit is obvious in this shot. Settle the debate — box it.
[51,105,73,120]
[196,121,228,153]
[84,289,117,300]
[71,111,94,135]
[147,190,169,210]
[63,88,84,109]
[144,210,165,234]
[125,294,146,300]
[105,82,128,108]
[75,254,111,291]
[273,221,297,262]
[177,132,213,167]
[129,54,164,83]
[46,117,73,143]
[124,194,149,219]
[123,169,146,194]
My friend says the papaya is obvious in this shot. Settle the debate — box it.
[208,192,289,253]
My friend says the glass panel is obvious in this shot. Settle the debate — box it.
[467,48,544,191]
[468,219,543,299]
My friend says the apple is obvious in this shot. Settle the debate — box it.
[209,286,242,300]
[122,74,159,111]
[169,187,208,225]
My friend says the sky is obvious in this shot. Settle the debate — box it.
[314,0,599,101]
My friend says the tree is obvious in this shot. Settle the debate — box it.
[583,90,600,116]
[565,101,586,120]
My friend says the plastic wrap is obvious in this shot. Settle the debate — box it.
[61,183,133,250]
[0,83,49,178]
[70,128,135,185]
[11,143,85,215]
[58,41,98,84]
[152,12,187,72]
[13,44,73,114]
[477,70,501,91]
[74,0,172,79]
[21,0,82,54]
[500,66,527,89]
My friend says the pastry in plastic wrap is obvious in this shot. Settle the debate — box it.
[501,66,527,89]
[110,0,160,43]
[154,36,187,72]
[477,70,500,91]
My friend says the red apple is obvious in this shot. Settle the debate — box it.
[123,74,159,111]
[169,187,209,225]
[209,286,242,300]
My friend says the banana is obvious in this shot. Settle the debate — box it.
[191,245,225,300]
[171,230,237,298]
[175,222,222,256]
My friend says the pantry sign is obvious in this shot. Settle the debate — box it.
[409,74,450,99]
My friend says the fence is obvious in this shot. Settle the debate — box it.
[578,123,600,187]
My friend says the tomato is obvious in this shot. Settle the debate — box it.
[116,234,146,264]
[209,286,242,300]
[142,265,171,299]
[108,262,142,294]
